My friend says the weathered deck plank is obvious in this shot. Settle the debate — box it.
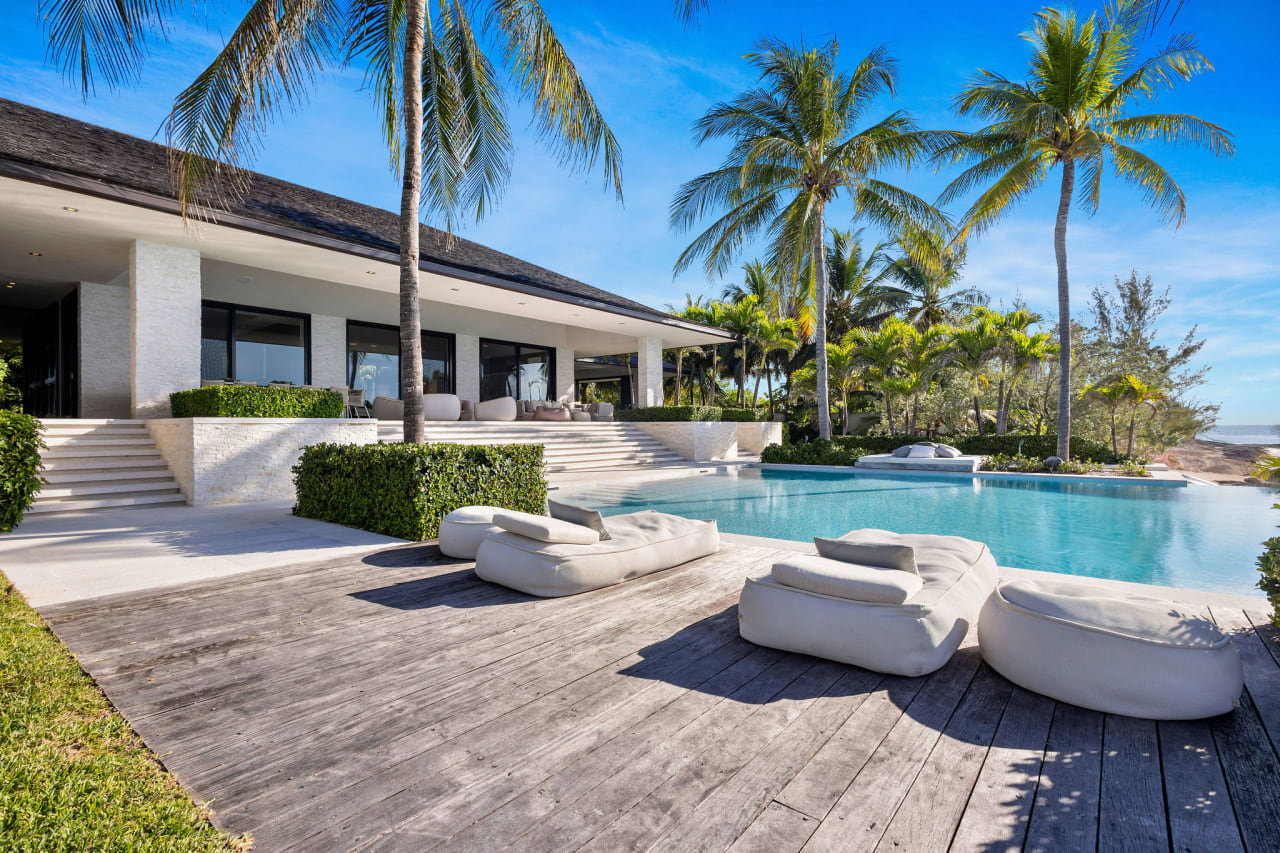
[35,542,1278,853]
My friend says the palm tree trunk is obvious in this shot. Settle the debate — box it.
[1110,411,1119,458]
[765,369,774,418]
[812,203,833,440]
[674,349,683,406]
[973,394,983,436]
[1054,158,1075,459]
[398,0,427,444]
[752,358,763,408]
[912,395,919,436]
[995,377,1007,434]
[738,341,746,407]
[841,389,850,435]
[1127,413,1137,458]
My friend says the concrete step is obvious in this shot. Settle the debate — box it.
[41,467,174,483]
[27,492,186,514]
[41,456,168,471]
[41,426,151,436]
[39,418,146,426]
[43,436,156,446]
[41,446,164,458]
[37,479,182,499]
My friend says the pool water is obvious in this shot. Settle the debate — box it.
[555,469,1278,598]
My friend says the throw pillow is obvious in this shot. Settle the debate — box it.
[548,499,612,541]
[813,537,920,575]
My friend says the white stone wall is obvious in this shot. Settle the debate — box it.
[310,314,348,388]
[736,422,784,455]
[146,418,378,505]
[635,336,664,408]
[131,240,201,417]
[555,346,575,402]
[630,421,738,462]
[78,281,131,417]
[455,333,480,401]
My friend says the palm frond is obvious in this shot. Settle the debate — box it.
[1108,113,1234,156]
[1108,140,1187,225]
[40,0,180,95]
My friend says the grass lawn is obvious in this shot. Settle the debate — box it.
[0,571,249,851]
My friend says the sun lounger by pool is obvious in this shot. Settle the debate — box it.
[474,508,720,597]
[738,529,998,676]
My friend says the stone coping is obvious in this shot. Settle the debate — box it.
[146,417,372,425]
[755,461,1193,487]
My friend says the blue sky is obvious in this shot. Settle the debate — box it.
[3,0,1277,423]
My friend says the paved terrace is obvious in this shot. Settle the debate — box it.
[31,534,1280,852]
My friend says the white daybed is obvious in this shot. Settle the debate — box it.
[738,529,998,677]
[474,509,719,597]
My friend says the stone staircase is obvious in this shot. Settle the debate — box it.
[33,420,185,514]
[377,421,688,474]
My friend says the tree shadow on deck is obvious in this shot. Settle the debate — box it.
[350,546,537,610]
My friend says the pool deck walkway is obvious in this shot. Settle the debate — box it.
[34,538,1280,852]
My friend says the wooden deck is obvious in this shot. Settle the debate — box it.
[40,542,1280,852]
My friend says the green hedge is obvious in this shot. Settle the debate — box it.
[761,440,867,467]
[719,408,766,422]
[617,406,722,422]
[170,385,345,418]
[829,433,1115,462]
[293,442,546,541]
[1259,506,1280,629]
[0,412,44,532]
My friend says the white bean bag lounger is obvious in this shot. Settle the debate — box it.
[738,530,998,677]
[438,505,504,559]
[978,577,1243,719]
[475,510,720,597]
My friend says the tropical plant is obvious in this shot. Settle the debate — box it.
[1081,380,1128,458]
[717,296,764,407]
[823,340,863,435]
[1119,374,1165,457]
[896,323,954,435]
[42,0,622,444]
[753,316,798,417]
[995,317,1057,435]
[949,312,1002,435]
[937,0,1232,458]
[671,38,949,440]
[1255,456,1280,484]
[877,229,987,329]
[845,318,910,435]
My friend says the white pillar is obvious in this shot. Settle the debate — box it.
[454,333,480,400]
[636,335,664,408]
[79,281,131,417]
[555,346,575,402]
[130,240,201,418]
[310,314,348,388]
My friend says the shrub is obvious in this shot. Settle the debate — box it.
[761,440,867,467]
[979,453,1103,475]
[1258,504,1280,629]
[831,433,1115,462]
[719,408,766,422]
[293,442,546,540]
[616,406,722,422]
[170,385,344,418]
[1,411,44,532]
[1116,459,1152,477]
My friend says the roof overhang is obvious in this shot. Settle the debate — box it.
[0,158,732,352]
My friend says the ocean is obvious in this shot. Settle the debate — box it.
[1197,425,1280,445]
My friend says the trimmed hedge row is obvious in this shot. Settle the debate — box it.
[1,411,44,532]
[170,385,345,418]
[761,440,867,467]
[1259,504,1280,629]
[292,442,547,541]
[830,433,1115,462]
[616,406,765,422]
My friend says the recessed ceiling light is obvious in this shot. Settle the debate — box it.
[5,282,14,289]
[62,206,78,212]
[618,321,626,325]
[365,270,376,275]
[28,252,41,256]
[450,287,460,291]
[517,301,526,305]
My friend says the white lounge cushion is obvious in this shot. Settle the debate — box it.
[422,393,462,421]
[475,511,719,597]
[814,537,919,575]
[907,445,936,458]
[438,505,503,559]
[738,530,998,676]
[772,554,922,604]
[891,445,913,457]
[474,396,518,421]
[934,444,963,458]
[978,576,1243,719]
[493,509,601,544]
[548,499,612,541]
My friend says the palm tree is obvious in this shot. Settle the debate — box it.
[997,328,1057,434]
[671,38,949,440]
[823,340,862,435]
[44,0,622,443]
[897,323,954,435]
[846,319,909,435]
[721,260,777,311]
[667,295,707,406]
[689,301,728,405]
[823,229,896,338]
[950,312,1001,435]
[1081,380,1128,457]
[753,316,798,417]
[937,0,1232,458]
[1120,374,1166,457]
[878,230,988,329]
[718,297,762,407]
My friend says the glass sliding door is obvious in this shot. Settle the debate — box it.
[348,322,455,399]
[479,339,555,401]
[200,302,310,385]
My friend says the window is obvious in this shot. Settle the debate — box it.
[200,303,309,385]
[347,322,454,400]
[479,339,554,401]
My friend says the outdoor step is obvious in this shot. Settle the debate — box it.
[26,492,186,514]
[37,479,181,499]
[41,447,163,458]
[40,457,168,471]
[38,418,146,426]
[40,425,150,435]
[43,437,156,446]
[41,467,174,483]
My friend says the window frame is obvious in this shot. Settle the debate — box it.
[478,337,557,402]
[201,300,312,385]
[345,320,456,397]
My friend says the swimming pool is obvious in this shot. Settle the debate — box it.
[555,468,1277,598]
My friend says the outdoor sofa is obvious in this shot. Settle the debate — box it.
[471,503,719,597]
[738,529,998,677]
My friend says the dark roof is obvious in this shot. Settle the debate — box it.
[0,98,697,327]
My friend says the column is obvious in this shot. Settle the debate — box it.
[309,315,348,388]
[130,240,201,418]
[79,281,131,417]
[635,335,664,408]
[555,346,575,402]
[454,333,480,401]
